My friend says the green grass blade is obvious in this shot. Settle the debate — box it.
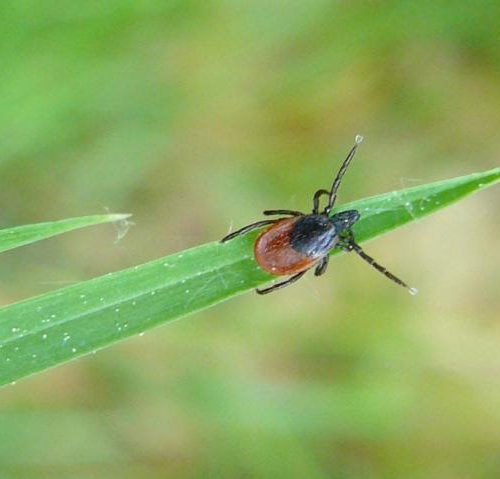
[0,214,131,253]
[0,168,498,385]
[339,167,500,244]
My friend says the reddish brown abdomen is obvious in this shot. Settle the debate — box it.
[254,218,318,275]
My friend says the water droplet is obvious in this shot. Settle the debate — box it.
[42,334,47,340]
[409,287,419,296]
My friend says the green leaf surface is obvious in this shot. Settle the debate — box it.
[0,214,131,254]
[0,168,498,386]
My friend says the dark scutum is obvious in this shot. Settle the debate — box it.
[289,215,338,258]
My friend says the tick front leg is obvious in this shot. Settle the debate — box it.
[312,189,329,214]
[221,220,278,243]
[256,270,308,295]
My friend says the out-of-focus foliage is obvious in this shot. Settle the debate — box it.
[0,1,499,478]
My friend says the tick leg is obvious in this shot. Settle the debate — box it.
[348,241,414,291]
[256,270,308,295]
[314,255,329,276]
[263,209,304,216]
[312,189,329,214]
[221,220,278,243]
[338,235,417,294]
[324,135,364,215]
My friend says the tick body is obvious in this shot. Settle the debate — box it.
[221,136,416,295]
[254,215,339,275]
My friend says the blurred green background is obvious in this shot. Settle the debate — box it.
[1,1,500,477]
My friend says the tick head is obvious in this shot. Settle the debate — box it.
[331,209,360,234]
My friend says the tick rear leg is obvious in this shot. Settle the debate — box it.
[314,255,329,276]
[221,220,278,243]
[263,209,304,217]
[256,270,308,295]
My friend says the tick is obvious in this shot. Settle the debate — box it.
[221,136,417,295]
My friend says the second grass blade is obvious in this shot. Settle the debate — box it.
[0,214,131,253]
